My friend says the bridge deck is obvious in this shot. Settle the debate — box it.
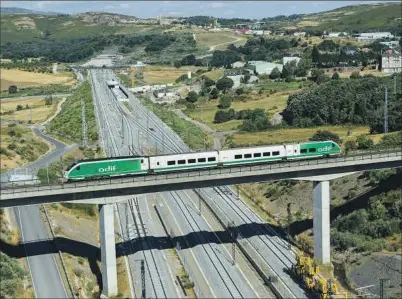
[1,149,401,208]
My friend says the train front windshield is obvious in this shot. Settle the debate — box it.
[66,162,77,171]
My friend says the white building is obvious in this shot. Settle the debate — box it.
[380,41,400,48]
[381,50,402,74]
[283,56,301,65]
[324,32,348,38]
[231,61,246,68]
[246,61,283,75]
[293,32,306,37]
[355,32,394,41]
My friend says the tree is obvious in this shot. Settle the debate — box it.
[8,85,17,94]
[181,54,196,66]
[310,68,326,84]
[281,60,297,80]
[16,105,23,111]
[216,77,234,91]
[332,72,340,80]
[186,91,198,103]
[312,45,320,65]
[202,76,215,87]
[269,67,281,79]
[218,94,232,109]
[173,60,182,68]
[295,58,311,77]
[214,109,236,123]
[309,130,341,144]
[209,88,219,99]
[235,88,244,95]
[45,96,53,105]
[350,71,360,79]
[356,134,374,149]
[243,73,251,84]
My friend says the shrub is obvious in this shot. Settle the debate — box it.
[7,144,16,150]
[73,267,83,277]
[309,130,341,144]
[8,85,17,93]
[218,95,232,109]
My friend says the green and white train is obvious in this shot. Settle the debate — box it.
[64,141,341,181]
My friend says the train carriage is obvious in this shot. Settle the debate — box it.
[149,151,219,173]
[219,144,288,166]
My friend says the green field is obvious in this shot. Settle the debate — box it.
[185,89,298,132]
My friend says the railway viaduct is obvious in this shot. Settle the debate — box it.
[1,149,401,297]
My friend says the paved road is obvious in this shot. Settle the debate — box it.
[14,205,67,298]
[4,98,77,298]
[9,130,72,298]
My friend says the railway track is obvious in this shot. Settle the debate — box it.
[90,70,171,298]
[170,191,245,298]
[128,198,167,298]
[202,186,306,298]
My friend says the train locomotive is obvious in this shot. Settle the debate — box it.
[64,141,341,181]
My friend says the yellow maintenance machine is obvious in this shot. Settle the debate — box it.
[294,253,348,299]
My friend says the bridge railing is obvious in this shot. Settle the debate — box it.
[1,147,401,194]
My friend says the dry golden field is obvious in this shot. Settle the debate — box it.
[1,97,58,123]
[143,66,202,84]
[231,125,371,146]
[0,69,75,91]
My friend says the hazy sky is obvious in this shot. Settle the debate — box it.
[0,1,394,19]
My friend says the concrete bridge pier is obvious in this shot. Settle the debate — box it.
[312,181,331,264]
[99,204,118,297]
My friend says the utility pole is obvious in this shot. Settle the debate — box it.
[30,107,32,123]
[379,278,389,299]
[394,74,397,95]
[384,87,388,134]
[81,99,87,147]
[141,260,146,299]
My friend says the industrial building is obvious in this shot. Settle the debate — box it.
[354,32,394,42]
[245,61,283,75]
[381,49,402,74]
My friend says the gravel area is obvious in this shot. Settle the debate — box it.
[349,253,402,297]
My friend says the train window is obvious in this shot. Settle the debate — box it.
[309,148,316,153]
[332,143,336,147]
[157,162,160,165]
[188,159,196,164]
[300,149,307,153]
[178,160,186,165]
[235,154,242,159]
[198,158,206,163]
[76,166,80,171]
[167,161,176,165]
[244,154,252,158]
[254,153,261,157]
[272,151,280,156]
[263,152,271,157]
[141,159,144,163]
[208,157,216,162]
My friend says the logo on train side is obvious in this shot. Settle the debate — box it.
[98,165,117,172]
[318,146,331,152]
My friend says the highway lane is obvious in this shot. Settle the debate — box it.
[7,130,71,298]
[15,206,67,298]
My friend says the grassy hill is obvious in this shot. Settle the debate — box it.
[0,12,159,44]
[262,2,401,33]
